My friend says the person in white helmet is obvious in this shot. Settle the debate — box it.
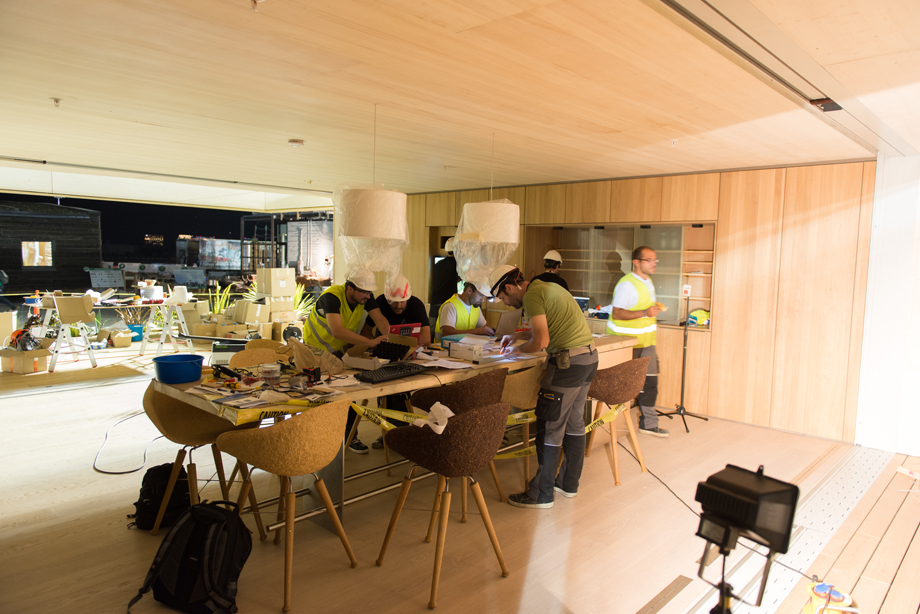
[428,237,460,329]
[303,267,391,454]
[489,264,598,509]
[530,249,569,291]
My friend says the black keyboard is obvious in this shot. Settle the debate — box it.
[353,362,430,384]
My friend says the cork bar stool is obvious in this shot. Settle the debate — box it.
[585,356,651,485]
[499,365,544,490]
[376,401,511,609]
[216,398,358,613]
[408,368,509,520]
[141,383,261,537]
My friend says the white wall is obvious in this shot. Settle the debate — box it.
[856,153,920,455]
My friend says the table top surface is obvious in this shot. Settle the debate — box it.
[152,335,636,424]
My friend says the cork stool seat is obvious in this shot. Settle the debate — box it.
[216,398,357,613]
[376,402,511,609]
[499,365,544,491]
[142,383,258,536]
[586,356,651,485]
[409,368,509,517]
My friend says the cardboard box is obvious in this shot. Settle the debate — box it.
[180,304,202,326]
[272,320,303,341]
[54,295,95,325]
[256,323,272,339]
[232,300,270,324]
[258,268,296,297]
[218,324,248,338]
[189,323,217,337]
[0,338,53,374]
[110,332,134,348]
[1,311,19,344]
[269,297,295,312]
[270,310,297,323]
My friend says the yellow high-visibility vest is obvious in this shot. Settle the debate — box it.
[607,274,657,348]
[435,294,480,338]
[304,284,365,354]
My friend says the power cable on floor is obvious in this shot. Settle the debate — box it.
[93,411,163,475]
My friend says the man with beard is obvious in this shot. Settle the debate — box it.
[435,281,494,339]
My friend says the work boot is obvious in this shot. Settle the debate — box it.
[520,443,561,505]
[556,434,585,497]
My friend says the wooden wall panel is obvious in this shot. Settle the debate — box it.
[657,327,711,414]
[843,161,876,442]
[403,194,429,303]
[426,192,459,226]
[708,168,786,426]
[611,177,662,223]
[661,173,720,221]
[566,181,611,224]
[771,163,866,439]
[525,184,566,224]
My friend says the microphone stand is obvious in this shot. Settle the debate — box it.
[658,294,708,433]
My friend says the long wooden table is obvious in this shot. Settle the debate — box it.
[150,335,636,529]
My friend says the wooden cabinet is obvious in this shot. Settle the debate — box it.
[611,177,662,223]
[661,173,720,222]
[525,184,566,224]
[565,181,611,224]
[657,326,711,414]
[426,192,459,227]
[708,168,785,427]
[404,194,429,301]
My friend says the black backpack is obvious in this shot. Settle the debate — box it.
[128,501,252,614]
[129,463,191,531]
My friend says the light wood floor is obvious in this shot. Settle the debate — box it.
[1,345,918,613]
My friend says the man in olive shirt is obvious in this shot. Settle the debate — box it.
[490,265,598,509]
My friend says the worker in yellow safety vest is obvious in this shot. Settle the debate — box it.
[303,268,391,454]
[607,246,670,438]
[435,281,494,339]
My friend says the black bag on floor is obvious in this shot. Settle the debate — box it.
[129,463,191,530]
[127,501,252,614]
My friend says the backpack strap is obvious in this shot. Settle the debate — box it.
[126,510,194,612]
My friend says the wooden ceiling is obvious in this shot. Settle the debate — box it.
[0,0,913,197]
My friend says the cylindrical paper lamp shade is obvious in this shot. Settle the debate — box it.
[454,199,521,294]
[339,189,407,241]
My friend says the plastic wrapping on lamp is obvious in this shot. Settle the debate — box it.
[454,199,520,294]
[334,184,409,279]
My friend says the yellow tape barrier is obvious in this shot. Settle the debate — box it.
[584,403,628,434]
[506,410,536,425]
[495,446,536,460]
[349,403,424,431]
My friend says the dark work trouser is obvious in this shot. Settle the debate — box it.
[633,345,659,430]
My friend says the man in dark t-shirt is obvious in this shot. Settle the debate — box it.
[530,249,569,291]
[428,238,460,324]
[372,275,432,347]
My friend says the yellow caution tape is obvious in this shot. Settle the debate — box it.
[284,399,329,408]
[352,404,420,425]
[584,403,628,434]
[495,445,536,460]
[350,403,397,431]
[506,410,536,425]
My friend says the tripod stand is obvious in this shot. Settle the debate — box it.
[658,294,708,432]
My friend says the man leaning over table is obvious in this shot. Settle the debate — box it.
[303,268,391,454]
[607,246,669,438]
[490,265,598,509]
[435,281,494,339]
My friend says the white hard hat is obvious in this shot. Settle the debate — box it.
[543,249,562,264]
[384,274,412,302]
[444,237,455,253]
[488,265,520,297]
[348,268,377,292]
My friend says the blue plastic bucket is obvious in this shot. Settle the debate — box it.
[152,354,204,384]
[127,324,144,341]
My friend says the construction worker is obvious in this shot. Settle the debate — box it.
[303,268,391,453]
[435,281,494,339]
[490,265,598,508]
[530,249,569,291]
[608,246,669,438]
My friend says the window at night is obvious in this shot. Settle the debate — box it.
[21,241,53,267]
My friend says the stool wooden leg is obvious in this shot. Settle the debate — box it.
[377,469,415,566]
[211,444,230,502]
[522,423,531,486]
[238,464,267,541]
[275,476,288,545]
[487,461,506,502]
[152,448,187,536]
[315,477,358,568]
[425,475,446,543]
[187,462,199,505]
[283,489,295,613]
[228,462,240,487]
[586,400,602,457]
[610,421,621,486]
[428,490,452,609]
[623,411,647,473]
[470,480,509,577]
[460,477,468,523]
[383,428,392,476]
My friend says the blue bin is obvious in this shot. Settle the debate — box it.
[127,324,144,341]
[152,354,204,384]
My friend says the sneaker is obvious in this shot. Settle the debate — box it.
[554,485,577,499]
[348,438,369,454]
[508,492,553,509]
[639,426,670,438]
[371,436,384,450]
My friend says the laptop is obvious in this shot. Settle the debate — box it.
[389,323,422,339]
[492,308,522,339]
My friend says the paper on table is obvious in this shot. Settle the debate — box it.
[423,359,473,370]
[413,401,454,434]
[327,375,370,388]
[458,334,491,346]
